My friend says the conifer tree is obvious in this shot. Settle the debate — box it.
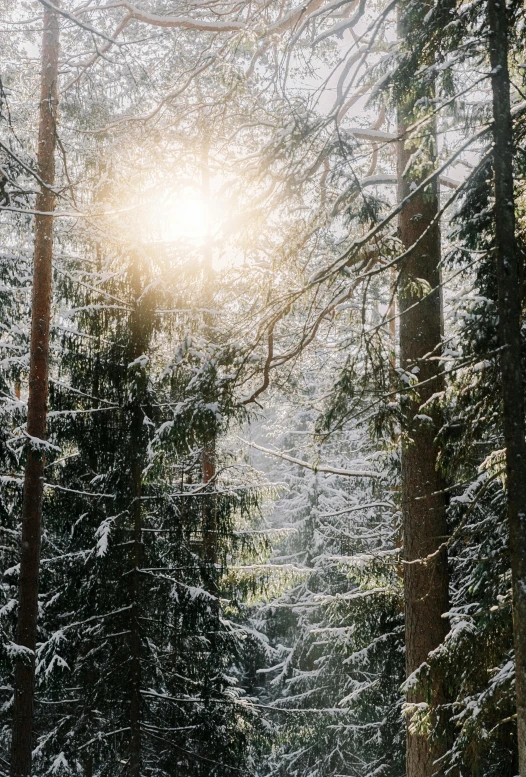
[21,141,267,773]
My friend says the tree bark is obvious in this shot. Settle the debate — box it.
[128,450,142,777]
[202,440,217,577]
[397,5,449,775]
[127,259,148,777]
[487,1,526,772]
[10,5,60,776]
[199,134,218,583]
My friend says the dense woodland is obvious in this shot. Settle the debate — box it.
[0,1,526,776]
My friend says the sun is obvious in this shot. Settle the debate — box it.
[162,195,211,243]
[136,186,241,270]
[148,191,211,245]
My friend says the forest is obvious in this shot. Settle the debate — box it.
[0,1,525,776]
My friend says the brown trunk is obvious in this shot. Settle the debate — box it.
[202,441,218,579]
[83,756,93,777]
[10,5,60,776]
[388,267,397,372]
[199,135,218,580]
[397,5,449,774]
[487,2,526,772]
[200,134,213,281]
[128,260,146,777]
[128,454,142,777]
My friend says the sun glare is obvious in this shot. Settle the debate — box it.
[159,195,211,243]
[140,190,214,247]
[136,187,241,271]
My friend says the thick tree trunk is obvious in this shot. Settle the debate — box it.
[397,124,449,777]
[397,6,449,775]
[10,5,60,776]
[487,2,526,772]
[397,143,449,777]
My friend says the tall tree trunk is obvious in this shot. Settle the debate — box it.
[487,2,526,772]
[200,134,218,584]
[127,260,148,777]
[128,450,142,777]
[397,5,449,775]
[200,133,213,281]
[202,440,217,579]
[10,5,60,776]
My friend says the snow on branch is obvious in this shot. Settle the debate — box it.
[37,0,123,44]
[347,128,397,142]
[242,439,380,478]
[97,2,245,31]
